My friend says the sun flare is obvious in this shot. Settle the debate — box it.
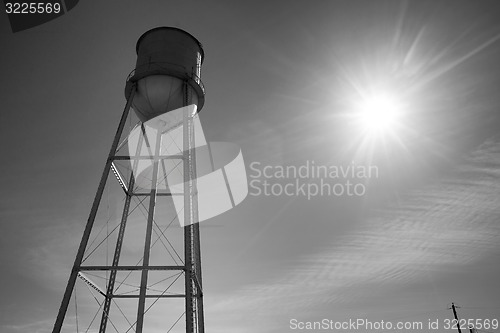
[357,93,402,134]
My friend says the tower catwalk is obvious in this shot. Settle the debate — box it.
[52,27,206,333]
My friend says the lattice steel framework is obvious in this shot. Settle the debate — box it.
[52,82,204,333]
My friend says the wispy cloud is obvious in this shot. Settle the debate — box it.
[206,139,500,331]
[2,317,59,333]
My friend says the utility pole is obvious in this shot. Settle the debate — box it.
[450,302,462,333]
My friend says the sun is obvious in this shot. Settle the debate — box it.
[356,93,402,134]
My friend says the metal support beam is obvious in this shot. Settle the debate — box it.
[183,83,195,333]
[113,294,186,299]
[77,272,106,297]
[191,100,204,333]
[132,192,183,197]
[98,189,132,333]
[135,127,162,333]
[113,155,184,160]
[52,85,137,333]
[99,134,142,333]
[80,265,185,271]
[194,222,204,333]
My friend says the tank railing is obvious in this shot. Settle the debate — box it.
[126,61,205,94]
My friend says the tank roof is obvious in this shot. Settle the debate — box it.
[135,27,205,63]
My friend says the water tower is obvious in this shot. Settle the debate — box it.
[52,27,206,333]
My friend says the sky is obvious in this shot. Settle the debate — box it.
[1,0,500,332]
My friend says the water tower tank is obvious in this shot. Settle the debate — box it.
[125,27,205,122]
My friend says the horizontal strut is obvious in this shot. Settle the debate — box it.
[113,155,184,161]
[132,192,183,196]
[80,265,185,271]
[112,294,186,298]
